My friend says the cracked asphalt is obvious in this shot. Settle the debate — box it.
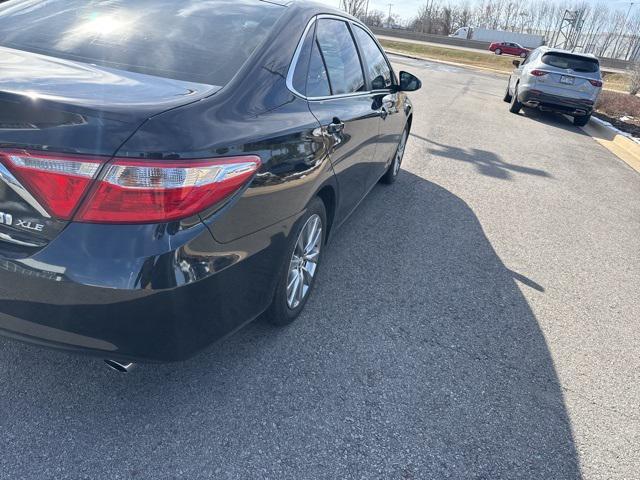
[1,56,638,479]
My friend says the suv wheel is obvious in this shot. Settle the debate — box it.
[509,85,523,114]
[495,48,502,55]
[503,81,513,103]
[520,52,527,58]
[573,114,591,127]
[265,197,326,326]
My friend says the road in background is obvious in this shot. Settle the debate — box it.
[1,57,638,479]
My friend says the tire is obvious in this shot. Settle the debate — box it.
[265,197,326,326]
[520,52,527,58]
[381,127,409,185]
[573,114,591,127]
[495,48,502,55]
[503,80,513,103]
[509,84,522,114]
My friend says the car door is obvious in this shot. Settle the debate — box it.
[351,24,405,181]
[302,17,382,222]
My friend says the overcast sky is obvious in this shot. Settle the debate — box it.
[315,0,636,22]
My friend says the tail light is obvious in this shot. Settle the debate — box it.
[0,150,103,220]
[529,70,548,77]
[0,149,261,224]
[589,79,603,88]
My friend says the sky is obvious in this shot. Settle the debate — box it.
[315,0,636,22]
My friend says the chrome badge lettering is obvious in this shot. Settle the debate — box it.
[15,219,44,232]
[0,212,13,226]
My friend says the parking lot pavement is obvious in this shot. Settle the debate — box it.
[1,57,639,480]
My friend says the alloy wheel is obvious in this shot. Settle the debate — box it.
[393,130,408,176]
[286,214,322,309]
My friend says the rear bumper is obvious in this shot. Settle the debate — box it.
[0,217,294,362]
[519,89,594,116]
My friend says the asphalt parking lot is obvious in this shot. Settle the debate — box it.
[1,57,639,480]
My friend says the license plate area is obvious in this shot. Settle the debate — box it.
[560,75,575,85]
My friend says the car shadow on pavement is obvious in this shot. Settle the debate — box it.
[412,133,551,180]
[0,172,581,479]
[519,108,590,134]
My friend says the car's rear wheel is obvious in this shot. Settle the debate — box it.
[573,114,591,127]
[509,84,522,114]
[495,48,502,55]
[381,127,408,184]
[266,197,326,326]
[503,80,513,103]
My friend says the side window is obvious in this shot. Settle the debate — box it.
[307,39,331,97]
[352,25,392,90]
[291,27,315,96]
[315,19,366,95]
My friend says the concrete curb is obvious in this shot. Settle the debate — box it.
[582,118,640,173]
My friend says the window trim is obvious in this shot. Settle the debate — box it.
[286,14,396,101]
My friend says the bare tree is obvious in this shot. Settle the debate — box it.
[340,0,367,17]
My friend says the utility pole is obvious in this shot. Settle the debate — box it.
[387,3,393,28]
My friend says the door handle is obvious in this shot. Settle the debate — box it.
[327,118,345,134]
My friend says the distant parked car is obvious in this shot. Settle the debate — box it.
[504,47,603,126]
[490,42,529,58]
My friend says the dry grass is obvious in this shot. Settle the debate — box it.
[596,91,640,118]
[381,39,632,92]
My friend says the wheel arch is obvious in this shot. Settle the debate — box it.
[316,185,336,241]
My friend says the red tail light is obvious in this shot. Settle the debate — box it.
[589,79,603,88]
[0,150,104,220]
[0,149,261,223]
[77,156,261,223]
[529,70,548,77]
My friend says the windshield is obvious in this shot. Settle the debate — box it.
[0,0,284,86]
[541,53,599,73]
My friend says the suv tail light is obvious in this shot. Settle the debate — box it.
[589,79,603,88]
[0,149,261,223]
[529,70,548,77]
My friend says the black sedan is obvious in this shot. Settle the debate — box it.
[0,0,420,368]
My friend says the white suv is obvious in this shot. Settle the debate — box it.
[504,47,603,126]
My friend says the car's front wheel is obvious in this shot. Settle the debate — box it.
[266,197,326,326]
[381,127,409,184]
[520,52,527,58]
[495,48,502,55]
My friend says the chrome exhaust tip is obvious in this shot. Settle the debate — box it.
[104,359,135,373]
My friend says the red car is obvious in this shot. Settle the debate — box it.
[490,42,529,58]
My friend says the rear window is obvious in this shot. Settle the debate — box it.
[0,0,284,86]
[541,53,599,73]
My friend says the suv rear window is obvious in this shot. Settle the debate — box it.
[0,0,284,86]
[541,53,599,73]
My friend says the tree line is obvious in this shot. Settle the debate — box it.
[342,0,640,61]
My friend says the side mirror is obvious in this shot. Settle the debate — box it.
[512,60,521,67]
[397,71,422,92]
[372,74,387,90]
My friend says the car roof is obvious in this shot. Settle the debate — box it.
[536,46,598,60]
[285,0,359,21]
